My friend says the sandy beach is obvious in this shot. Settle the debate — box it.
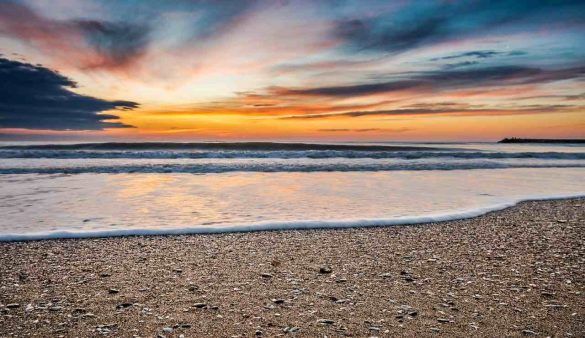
[0,198,583,337]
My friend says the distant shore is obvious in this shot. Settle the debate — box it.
[499,138,585,144]
[1,198,583,337]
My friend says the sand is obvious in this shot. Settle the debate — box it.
[0,198,583,337]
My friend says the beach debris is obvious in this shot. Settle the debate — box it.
[319,265,332,274]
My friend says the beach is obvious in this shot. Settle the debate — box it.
[0,198,583,337]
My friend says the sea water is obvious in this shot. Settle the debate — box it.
[0,142,583,241]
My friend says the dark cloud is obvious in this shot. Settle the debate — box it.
[0,2,152,69]
[0,57,138,130]
[275,65,585,98]
[282,104,579,120]
[73,20,151,68]
[334,0,585,54]
[430,50,527,61]
[442,61,480,69]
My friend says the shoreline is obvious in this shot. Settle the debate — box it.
[1,194,584,242]
[1,198,583,337]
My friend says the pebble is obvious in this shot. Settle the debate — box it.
[272,299,285,304]
[522,329,537,336]
[319,266,332,274]
[193,303,207,308]
[6,303,20,309]
[317,319,335,325]
[116,303,133,310]
[162,327,173,333]
[261,273,273,278]
[108,288,119,294]
[284,326,300,333]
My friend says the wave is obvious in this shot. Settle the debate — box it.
[0,161,583,174]
[0,141,440,152]
[1,194,582,242]
[1,150,584,160]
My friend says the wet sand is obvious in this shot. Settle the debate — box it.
[0,198,583,337]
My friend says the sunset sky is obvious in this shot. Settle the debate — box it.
[0,0,584,141]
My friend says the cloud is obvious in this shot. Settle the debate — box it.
[430,50,527,61]
[317,128,411,133]
[0,57,138,130]
[73,20,151,69]
[281,104,579,120]
[334,0,585,54]
[274,65,585,98]
[442,61,480,69]
[0,1,151,69]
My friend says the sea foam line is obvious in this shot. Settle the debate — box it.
[0,193,582,242]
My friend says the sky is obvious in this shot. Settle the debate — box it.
[0,0,584,142]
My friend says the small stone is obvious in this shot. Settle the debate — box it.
[379,273,392,278]
[116,303,133,310]
[25,304,34,312]
[272,299,285,304]
[193,303,207,309]
[284,326,300,333]
[522,329,537,336]
[541,291,555,298]
[437,318,452,323]
[261,273,273,278]
[6,303,20,309]
[317,319,335,325]
[255,329,262,336]
[99,273,111,278]
[319,266,332,274]
[557,219,567,223]
[108,288,119,294]
[49,306,63,311]
[162,327,173,333]
[173,268,183,273]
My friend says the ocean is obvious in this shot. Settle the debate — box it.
[0,141,583,241]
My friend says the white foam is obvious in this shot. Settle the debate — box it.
[1,193,582,242]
